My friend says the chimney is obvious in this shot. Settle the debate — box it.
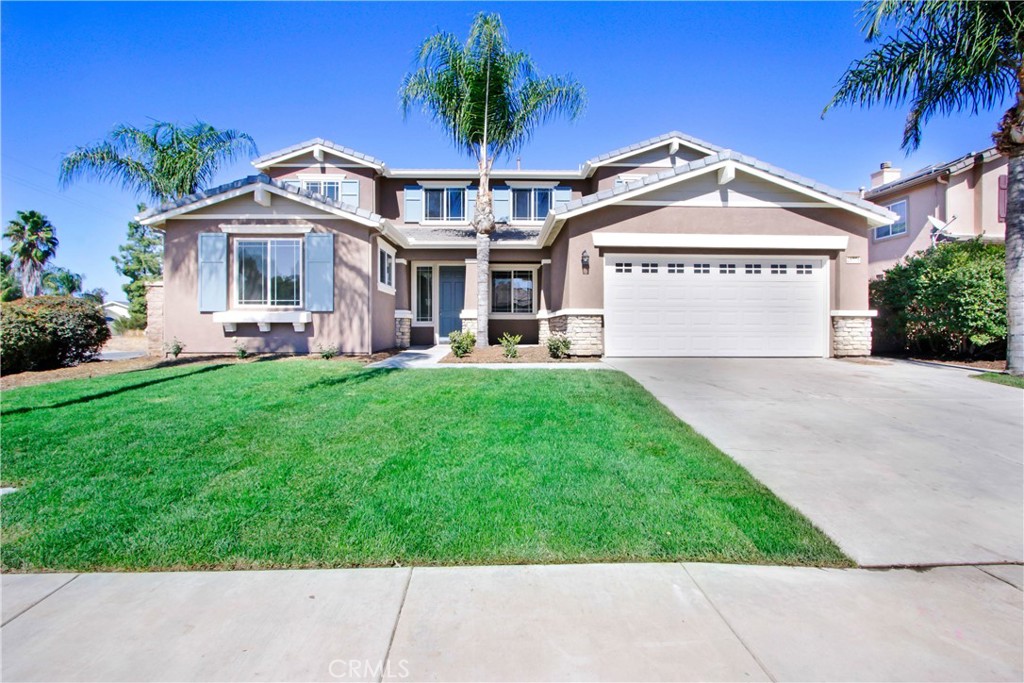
[870,161,902,188]
[516,156,521,171]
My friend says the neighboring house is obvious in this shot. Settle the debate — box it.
[101,300,130,326]
[864,147,1008,278]
[139,132,895,358]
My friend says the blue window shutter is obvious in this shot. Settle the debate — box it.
[493,186,510,222]
[197,233,227,312]
[466,186,478,221]
[554,186,572,209]
[305,233,334,312]
[404,185,422,223]
[341,179,359,207]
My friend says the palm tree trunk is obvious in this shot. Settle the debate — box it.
[476,230,490,346]
[1007,151,1024,375]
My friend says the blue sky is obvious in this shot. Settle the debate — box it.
[1,1,1007,299]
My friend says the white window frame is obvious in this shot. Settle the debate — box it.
[413,264,434,324]
[233,237,304,309]
[874,199,908,240]
[377,241,396,294]
[489,265,539,319]
[422,186,469,223]
[281,174,356,206]
[510,187,554,222]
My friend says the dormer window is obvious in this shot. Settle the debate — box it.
[281,177,359,207]
[511,187,552,221]
[424,187,467,221]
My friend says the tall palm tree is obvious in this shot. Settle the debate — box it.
[824,0,1024,374]
[42,266,84,296]
[400,12,585,346]
[59,121,258,203]
[4,210,59,296]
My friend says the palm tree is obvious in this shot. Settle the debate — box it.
[59,121,258,203]
[42,266,84,296]
[400,12,585,346]
[824,0,1024,374]
[1,253,23,301]
[4,210,59,296]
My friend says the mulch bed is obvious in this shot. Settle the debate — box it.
[440,345,598,364]
[0,349,402,391]
[909,358,1007,372]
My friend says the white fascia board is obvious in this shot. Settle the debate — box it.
[831,310,878,317]
[582,137,716,177]
[253,145,384,172]
[402,239,542,250]
[590,233,850,251]
[386,168,583,180]
[560,161,894,228]
[139,183,383,231]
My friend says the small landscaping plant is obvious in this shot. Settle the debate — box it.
[233,341,250,359]
[547,332,572,359]
[318,344,338,360]
[0,295,110,374]
[448,329,475,358]
[499,332,522,358]
[164,337,185,359]
[871,239,1006,359]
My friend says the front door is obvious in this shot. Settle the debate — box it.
[438,266,466,341]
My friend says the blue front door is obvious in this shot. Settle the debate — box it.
[438,266,466,340]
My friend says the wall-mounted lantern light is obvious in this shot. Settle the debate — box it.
[581,249,590,274]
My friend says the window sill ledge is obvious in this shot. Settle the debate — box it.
[377,282,396,296]
[212,310,313,333]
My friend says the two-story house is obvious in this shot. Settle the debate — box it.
[864,147,1008,278]
[140,131,895,358]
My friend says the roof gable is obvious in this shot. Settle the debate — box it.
[581,131,723,176]
[252,138,387,172]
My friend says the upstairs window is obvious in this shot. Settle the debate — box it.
[236,239,302,307]
[424,187,466,221]
[875,200,908,239]
[511,188,553,221]
[282,178,359,207]
[378,244,395,292]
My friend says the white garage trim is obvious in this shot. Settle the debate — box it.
[604,254,830,358]
[592,233,849,251]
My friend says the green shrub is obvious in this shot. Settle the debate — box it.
[448,329,475,358]
[112,311,147,335]
[499,332,522,358]
[871,239,1006,358]
[547,332,572,359]
[164,337,184,358]
[318,343,338,360]
[1,296,111,374]
[233,341,250,359]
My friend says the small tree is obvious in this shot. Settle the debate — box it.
[1,253,22,302]
[41,266,84,296]
[112,205,163,328]
[4,210,59,297]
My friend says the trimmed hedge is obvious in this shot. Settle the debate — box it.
[870,239,1006,359]
[1,296,111,374]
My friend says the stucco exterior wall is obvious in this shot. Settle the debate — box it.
[264,163,378,213]
[548,205,873,312]
[867,182,941,277]
[370,235,397,351]
[161,216,374,355]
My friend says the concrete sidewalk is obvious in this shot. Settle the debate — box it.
[3,562,1021,682]
[367,345,605,370]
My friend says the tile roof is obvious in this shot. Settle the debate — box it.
[252,138,387,169]
[865,147,1000,198]
[583,131,726,166]
[559,150,894,220]
[137,174,384,223]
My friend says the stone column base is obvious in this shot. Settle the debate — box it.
[832,313,874,357]
[394,312,412,349]
[547,314,603,356]
[144,281,164,357]
[461,317,477,336]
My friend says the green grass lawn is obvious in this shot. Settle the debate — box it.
[974,372,1024,389]
[0,361,849,571]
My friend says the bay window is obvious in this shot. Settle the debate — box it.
[511,188,553,221]
[491,269,535,314]
[236,238,302,307]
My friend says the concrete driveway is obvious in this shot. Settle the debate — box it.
[605,358,1024,566]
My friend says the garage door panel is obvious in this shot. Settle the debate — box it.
[605,255,826,357]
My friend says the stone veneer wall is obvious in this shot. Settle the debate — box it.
[461,317,477,335]
[544,314,603,356]
[832,315,872,357]
[394,316,411,349]
[144,282,164,357]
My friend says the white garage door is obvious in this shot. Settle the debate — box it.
[604,256,827,357]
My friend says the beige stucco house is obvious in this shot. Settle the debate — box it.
[140,132,895,358]
[864,147,1008,278]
